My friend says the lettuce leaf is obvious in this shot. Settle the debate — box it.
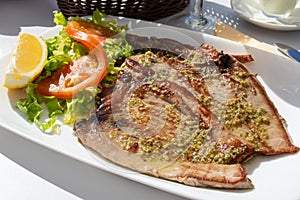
[17,83,43,122]
[102,37,133,84]
[91,9,128,34]
[16,83,65,134]
[53,11,67,26]
[64,87,100,124]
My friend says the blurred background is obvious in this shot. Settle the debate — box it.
[0,0,58,35]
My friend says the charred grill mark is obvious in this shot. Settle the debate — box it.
[97,101,112,114]
[125,58,155,76]
[215,54,236,72]
[96,96,113,122]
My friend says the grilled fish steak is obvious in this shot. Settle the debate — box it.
[74,37,299,189]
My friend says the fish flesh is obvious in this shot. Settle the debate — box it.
[74,36,299,189]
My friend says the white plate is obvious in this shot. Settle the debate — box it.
[231,0,300,31]
[1,19,300,200]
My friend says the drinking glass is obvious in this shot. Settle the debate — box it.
[165,0,216,32]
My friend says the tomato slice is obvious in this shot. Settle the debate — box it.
[36,21,112,99]
[36,46,108,99]
[65,21,113,51]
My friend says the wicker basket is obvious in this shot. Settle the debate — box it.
[57,0,189,21]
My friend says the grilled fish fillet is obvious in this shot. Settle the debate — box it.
[74,36,299,189]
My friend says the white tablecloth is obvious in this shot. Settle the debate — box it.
[0,0,299,200]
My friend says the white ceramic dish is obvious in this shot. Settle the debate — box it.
[231,0,300,31]
[1,18,300,200]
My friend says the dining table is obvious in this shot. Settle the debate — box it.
[0,0,299,199]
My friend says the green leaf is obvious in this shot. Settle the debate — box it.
[34,115,60,134]
[91,9,128,33]
[64,87,100,124]
[92,9,108,25]
[43,96,65,117]
[16,83,43,122]
[53,11,67,26]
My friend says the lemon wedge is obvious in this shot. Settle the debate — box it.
[3,32,47,89]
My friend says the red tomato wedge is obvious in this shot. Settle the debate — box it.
[36,46,108,99]
[65,21,113,51]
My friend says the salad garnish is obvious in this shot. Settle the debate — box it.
[16,9,133,134]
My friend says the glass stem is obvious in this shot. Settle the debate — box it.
[190,0,204,20]
[186,0,208,26]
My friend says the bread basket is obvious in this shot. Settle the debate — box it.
[57,0,189,21]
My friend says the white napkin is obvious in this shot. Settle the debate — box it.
[0,26,51,58]
[234,0,300,26]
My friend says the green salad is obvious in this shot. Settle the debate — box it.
[16,10,133,134]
